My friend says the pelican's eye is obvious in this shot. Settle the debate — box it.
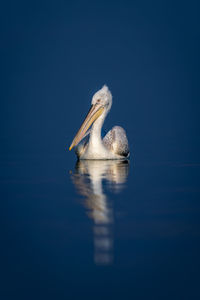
[96,99,101,103]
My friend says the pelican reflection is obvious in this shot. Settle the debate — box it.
[70,160,129,265]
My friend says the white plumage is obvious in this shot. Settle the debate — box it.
[69,85,129,160]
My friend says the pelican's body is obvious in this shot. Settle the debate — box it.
[69,85,129,160]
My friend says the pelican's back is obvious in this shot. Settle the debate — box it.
[103,126,129,158]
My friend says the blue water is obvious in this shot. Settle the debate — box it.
[1,136,200,299]
[1,1,200,299]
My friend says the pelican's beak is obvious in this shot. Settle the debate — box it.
[69,104,104,151]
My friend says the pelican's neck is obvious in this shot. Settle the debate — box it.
[89,112,106,148]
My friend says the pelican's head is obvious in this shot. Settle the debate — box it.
[69,85,112,151]
[91,85,112,111]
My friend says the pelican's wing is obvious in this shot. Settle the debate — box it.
[103,126,129,158]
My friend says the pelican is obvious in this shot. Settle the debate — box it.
[69,85,129,160]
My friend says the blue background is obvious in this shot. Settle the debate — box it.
[1,1,200,299]
[1,0,199,161]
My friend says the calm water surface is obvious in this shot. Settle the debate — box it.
[1,0,200,298]
[1,139,200,300]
